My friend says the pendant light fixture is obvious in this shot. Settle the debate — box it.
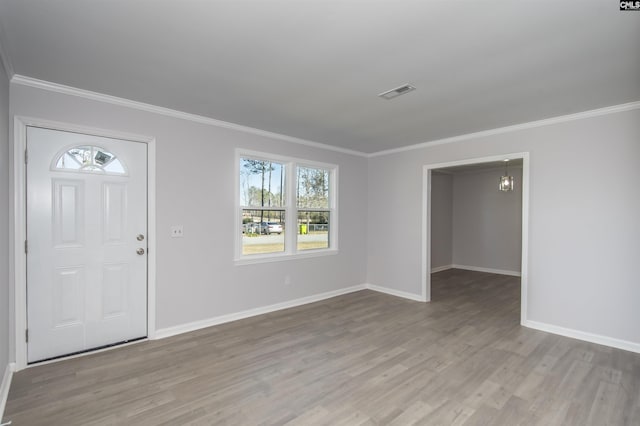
[499,159,514,192]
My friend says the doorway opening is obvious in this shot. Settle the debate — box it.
[421,153,529,324]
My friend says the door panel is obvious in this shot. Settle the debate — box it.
[52,179,85,247]
[53,266,84,326]
[101,263,128,318]
[27,126,148,363]
[102,183,127,244]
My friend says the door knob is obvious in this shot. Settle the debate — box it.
[137,234,145,241]
[136,248,145,255]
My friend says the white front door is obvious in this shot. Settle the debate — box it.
[26,126,148,363]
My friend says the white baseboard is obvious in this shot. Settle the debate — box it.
[523,320,640,354]
[155,283,433,340]
[431,264,453,273]
[451,264,521,277]
[0,363,15,422]
[155,284,367,339]
[365,283,426,302]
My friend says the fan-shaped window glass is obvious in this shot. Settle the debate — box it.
[54,146,127,175]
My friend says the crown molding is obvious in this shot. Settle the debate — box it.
[10,74,368,158]
[10,75,639,159]
[368,100,640,158]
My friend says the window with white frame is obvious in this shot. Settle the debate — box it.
[296,166,330,251]
[238,151,336,260]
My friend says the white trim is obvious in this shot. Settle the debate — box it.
[438,164,523,176]
[147,138,157,339]
[523,320,640,354]
[0,363,14,421]
[10,77,640,159]
[520,154,530,324]
[422,152,530,326]
[365,283,426,302]
[422,168,431,302]
[234,249,338,266]
[430,264,453,273]
[12,116,157,370]
[423,153,526,171]
[12,118,27,372]
[234,149,338,263]
[155,283,433,340]
[450,264,521,277]
[155,284,367,339]
[10,76,639,159]
[369,101,640,158]
[11,75,366,158]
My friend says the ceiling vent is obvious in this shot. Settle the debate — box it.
[378,84,416,100]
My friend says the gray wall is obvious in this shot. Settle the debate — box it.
[0,60,9,374]
[10,83,368,332]
[368,108,640,345]
[430,166,522,274]
[430,172,452,269]
[452,167,522,273]
[5,78,640,359]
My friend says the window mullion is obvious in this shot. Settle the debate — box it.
[237,151,336,261]
[286,162,297,255]
[297,208,330,213]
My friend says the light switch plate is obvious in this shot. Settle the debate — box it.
[170,225,184,238]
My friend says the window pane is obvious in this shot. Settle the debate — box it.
[241,209,285,255]
[68,146,91,166]
[56,153,81,170]
[54,145,126,175]
[240,158,285,208]
[297,211,329,250]
[297,166,329,208]
[103,158,126,174]
[93,149,113,165]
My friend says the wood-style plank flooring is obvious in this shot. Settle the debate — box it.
[4,269,640,425]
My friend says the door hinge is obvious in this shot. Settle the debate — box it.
[25,240,28,254]
[25,329,28,343]
[25,148,28,164]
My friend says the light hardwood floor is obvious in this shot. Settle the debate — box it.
[4,269,640,425]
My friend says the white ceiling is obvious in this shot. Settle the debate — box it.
[0,1,638,154]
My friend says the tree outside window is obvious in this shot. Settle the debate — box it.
[238,153,336,259]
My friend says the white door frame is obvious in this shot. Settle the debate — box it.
[13,116,157,371]
[421,152,530,325]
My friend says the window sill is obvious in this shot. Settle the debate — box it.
[234,248,339,266]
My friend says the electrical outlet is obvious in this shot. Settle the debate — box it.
[170,225,184,238]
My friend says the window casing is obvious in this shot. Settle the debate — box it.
[236,150,337,263]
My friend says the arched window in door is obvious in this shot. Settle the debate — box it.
[52,145,128,175]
